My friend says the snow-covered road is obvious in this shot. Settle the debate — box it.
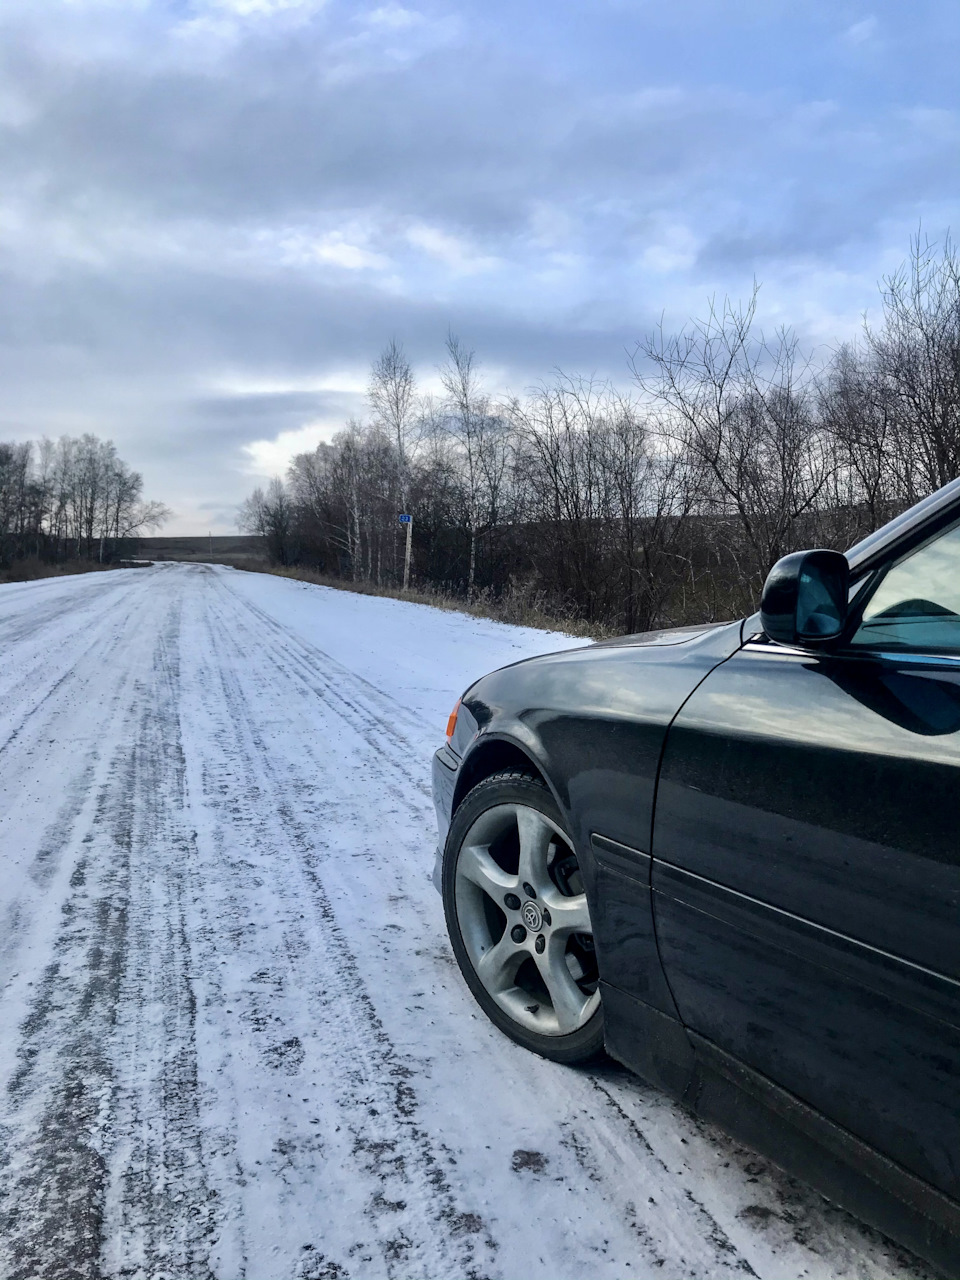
[0,564,928,1280]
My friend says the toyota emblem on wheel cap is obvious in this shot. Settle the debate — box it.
[521,901,542,932]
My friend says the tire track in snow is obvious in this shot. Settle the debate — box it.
[0,572,132,650]
[0,572,160,1008]
[174,580,498,1279]
[0,717,137,1279]
[0,574,139,724]
[213,579,434,780]
[0,577,215,1280]
[99,602,216,1279]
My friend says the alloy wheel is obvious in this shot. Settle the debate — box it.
[453,802,600,1036]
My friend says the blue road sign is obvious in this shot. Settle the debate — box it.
[398,514,412,524]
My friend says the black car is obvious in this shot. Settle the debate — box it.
[432,477,960,1275]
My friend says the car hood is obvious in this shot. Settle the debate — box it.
[457,617,743,718]
[591,621,730,650]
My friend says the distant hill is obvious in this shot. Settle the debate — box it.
[137,535,267,567]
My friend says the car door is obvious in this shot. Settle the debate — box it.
[650,520,960,1200]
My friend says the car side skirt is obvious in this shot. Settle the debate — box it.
[602,983,960,1277]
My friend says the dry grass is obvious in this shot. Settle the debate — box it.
[236,564,610,639]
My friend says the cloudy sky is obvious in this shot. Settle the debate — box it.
[1,0,958,533]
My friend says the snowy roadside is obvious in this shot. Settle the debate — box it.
[0,565,928,1279]
[220,565,588,732]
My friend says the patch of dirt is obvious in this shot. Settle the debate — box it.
[511,1149,548,1174]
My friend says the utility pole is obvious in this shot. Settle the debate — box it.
[398,513,413,591]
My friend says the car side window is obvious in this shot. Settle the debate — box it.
[850,520,960,655]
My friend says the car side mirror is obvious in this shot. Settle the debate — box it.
[760,549,850,648]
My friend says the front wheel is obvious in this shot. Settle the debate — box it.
[442,770,604,1065]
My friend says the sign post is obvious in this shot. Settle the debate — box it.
[398,514,413,591]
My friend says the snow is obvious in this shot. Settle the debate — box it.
[222,567,587,730]
[0,564,930,1279]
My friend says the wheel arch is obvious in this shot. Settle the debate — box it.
[452,734,554,818]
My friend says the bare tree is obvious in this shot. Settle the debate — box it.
[440,334,511,597]
[866,232,960,500]
[633,289,833,602]
[239,477,293,565]
[0,432,168,570]
[818,341,898,542]
[510,375,695,630]
[369,340,417,488]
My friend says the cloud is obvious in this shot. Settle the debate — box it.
[899,106,960,143]
[210,0,325,11]
[277,229,390,271]
[841,16,878,46]
[405,223,499,273]
[364,5,424,29]
[640,224,699,275]
[0,0,957,531]
[242,419,343,476]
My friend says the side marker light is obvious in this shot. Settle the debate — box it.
[445,699,461,742]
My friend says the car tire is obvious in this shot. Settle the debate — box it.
[442,769,605,1065]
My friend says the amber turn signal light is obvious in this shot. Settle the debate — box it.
[445,699,461,742]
